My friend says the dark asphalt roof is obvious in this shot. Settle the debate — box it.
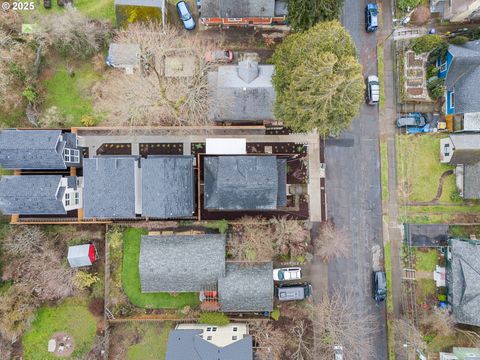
[0,175,66,215]
[166,329,253,360]
[201,0,275,18]
[448,238,480,327]
[141,156,195,218]
[218,262,273,312]
[83,157,136,218]
[139,234,226,292]
[447,42,480,114]
[464,162,480,199]
[449,134,480,165]
[0,130,67,170]
[204,156,287,210]
[405,224,449,247]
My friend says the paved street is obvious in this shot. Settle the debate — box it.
[320,0,389,358]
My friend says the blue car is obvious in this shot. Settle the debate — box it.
[176,1,196,30]
[365,3,379,32]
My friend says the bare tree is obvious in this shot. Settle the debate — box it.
[249,321,286,360]
[228,216,275,261]
[95,23,227,128]
[2,225,45,256]
[315,221,351,261]
[392,319,426,360]
[270,216,310,257]
[290,320,313,360]
[420,307,455,338]
[312,290,379,360]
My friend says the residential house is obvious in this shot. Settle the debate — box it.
[438,41,480,132]
[204,155,287,210]
[200,0,287,27]
[440,347,480,360]
[208,60,276,122]
[0,175,82,215]
[114,0,166,27]
[106,43,141,74]
[440,134,480,199]
[0,130,81,170]
[446,238,480,327]
[166,325,253,360]
[138,234,274,312]
[431,0,480,22]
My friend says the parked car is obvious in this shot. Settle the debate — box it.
[334,345,344,360]
[366,75,380,105]
[176,1,196,30]
[396,112,427,128]
[372,271,387,302]
[275,283,312,301]
[365,3,379,32]
[196,0,201,9]
[44,0,52,9]
[273,267,302,281]
[204,50,234,64]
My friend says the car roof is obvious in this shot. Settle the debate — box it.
[368,75,379,82]
[376,271,386,287]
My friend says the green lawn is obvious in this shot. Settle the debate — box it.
[384,242,395,360]
[396,134,459,203]
[22,298,97,360]
[377,44,385,108]
[414,249,437,272]
[416,278,436,305]
[380,140,389,203]
[449,225,480,239]
[122,228,200,309]
[43,63,101,127]
[127,322,171,360]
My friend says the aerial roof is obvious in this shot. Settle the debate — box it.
[449,134,480,164]
[166,329,253,360]
[0,175,66,215]
[141,156,195,218]
[448,238,480,327]
[0,130,68,170]
[139,234,226,292]
[201,0,275,18]
[464,162,480,200]
[204,155,287,210]
[218,262,273,312]
[107,43,140,68]
[83,157,136,218]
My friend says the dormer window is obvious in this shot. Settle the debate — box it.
[64,148,80,163]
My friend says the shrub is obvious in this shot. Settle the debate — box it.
[9,63,27,83]
[427,77,445,100]
[22,85,38,103]
[450,189,462,202]
[411,35,445,54]
[80,115,98,127]
[198,312,230,326]
[428,42,449,65]
[73,271,100,290]
[449,35,469,45]
[426,65,440,79]
[398,0,421,11]
[271,308,280,321]
[472,27,480,40]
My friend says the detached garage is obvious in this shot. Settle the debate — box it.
[67,244,96,268]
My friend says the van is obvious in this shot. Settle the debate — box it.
[275,283,312,301]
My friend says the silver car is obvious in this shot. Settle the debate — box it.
[367,75,380,105]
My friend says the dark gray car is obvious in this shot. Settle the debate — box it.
[372,271,387,302]
[275,282,312,301]
[396,112,427,128]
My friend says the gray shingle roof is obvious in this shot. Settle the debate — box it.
[201,0,275,18]
[464,162,480,199]
[139,234,226,292]
[83,157,136,218]
[219,262,273,312]
[0,175,66,215]
[204,156,286,210]
[447,42,480,114]
[166,330,253,360]
[0,130,67,170]
[448,239,480,326]
[208,61,275,122]
[450,134,480,164]
[141,156,194,218]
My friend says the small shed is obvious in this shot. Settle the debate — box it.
[206,138,246,154]
[67,244,96,268]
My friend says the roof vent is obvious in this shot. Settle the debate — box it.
[238,60,259,84]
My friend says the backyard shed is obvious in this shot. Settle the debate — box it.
[67,244,96,267]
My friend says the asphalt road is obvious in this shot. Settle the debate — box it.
[322,0,388,358]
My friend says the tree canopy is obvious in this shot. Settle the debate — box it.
[272,21,364,136]
[287,0,344,32]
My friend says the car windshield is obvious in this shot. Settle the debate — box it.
[224,51,230,57]
[178,3,191,20]
[278,271,284,281]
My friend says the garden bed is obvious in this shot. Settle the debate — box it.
[246,142,307,155]
[286,158,308,184]
[140,143,184,156]
[96,143,132,156]
[191,143,205,157]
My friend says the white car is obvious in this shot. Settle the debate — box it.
[334,345,344,360]
[367,75,380,105]
[273,267,302,281]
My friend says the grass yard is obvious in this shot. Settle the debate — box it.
[396,134,459,203]
[22,298,97,360]
[416,278,436,305]
[127,322,171,360]
[42,63,102,127]
[380,140,389,203]
[377,44,385,108]
[449,225,480,239]
[414,249,437,272]
[122,228,200,309]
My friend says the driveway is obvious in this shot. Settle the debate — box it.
[317,0,388,358]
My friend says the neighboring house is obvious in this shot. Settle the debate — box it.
[0,130,81,170]
[431,0,480,22]
[0,175,82,215]
[114,0,166,27]
[440,134,480,199]
[440,347,480,360]
[138,234,274,312]
[208,60,276,122]
[446,238,480,327]
[438,41,480,132]
[82,156,195,219]
[166,327,253,360]
[106,43,141,74]
[204,155,287,210]
[175,323,249,348]
[200,0,287,27]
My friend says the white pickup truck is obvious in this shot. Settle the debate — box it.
[273,267,302,281]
